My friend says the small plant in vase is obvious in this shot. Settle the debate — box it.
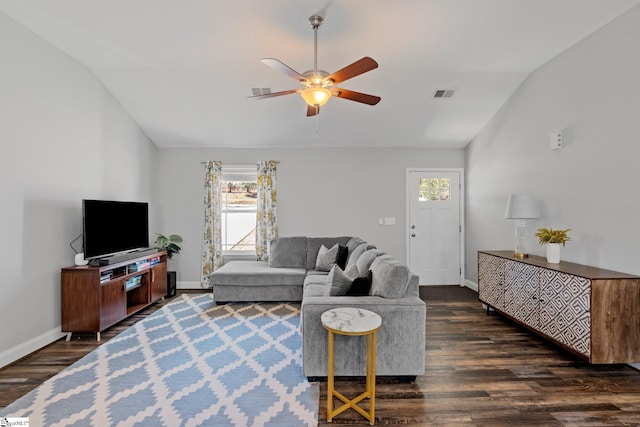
[535,228,570,263]
[154,234,183,259]
[154,233,183,298]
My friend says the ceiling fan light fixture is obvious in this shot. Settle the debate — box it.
[301,86,331,106]
[251,15,380,115]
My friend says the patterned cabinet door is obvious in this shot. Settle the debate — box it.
[538,269,591,357]
[503,260,540,328]
[478,253,505,310]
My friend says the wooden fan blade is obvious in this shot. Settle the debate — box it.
[306,104,319,117]
[261,58,308,83]
[332,88,381,105]
[247,89,299,100]
[325,57,378,85]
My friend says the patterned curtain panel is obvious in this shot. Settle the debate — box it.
[255,160,279,261]
[201,160,223,288]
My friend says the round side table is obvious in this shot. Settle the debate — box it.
[321,307,382,425]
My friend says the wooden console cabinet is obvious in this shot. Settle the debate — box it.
[61,251,167,341]
[478,250,640,364]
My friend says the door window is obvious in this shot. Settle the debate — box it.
[418,177,450,201]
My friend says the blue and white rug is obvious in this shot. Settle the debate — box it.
[0,294,319,426]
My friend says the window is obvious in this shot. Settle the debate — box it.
[221,167,257,254]
[418,177,450,201]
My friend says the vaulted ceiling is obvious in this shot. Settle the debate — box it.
[1,0,638,149]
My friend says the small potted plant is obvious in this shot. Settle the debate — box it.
[154,233,183,259]
[534,228,570,263]
[154,234,183,298]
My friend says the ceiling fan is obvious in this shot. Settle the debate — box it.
[248,15,381,117]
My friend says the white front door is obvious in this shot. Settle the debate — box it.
[407,169,462,286]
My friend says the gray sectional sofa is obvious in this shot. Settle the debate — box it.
[210,236,426,380]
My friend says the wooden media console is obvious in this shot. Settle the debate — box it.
[61,250,167,341]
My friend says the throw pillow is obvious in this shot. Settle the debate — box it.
[315,244,339,272]
[336,245,348,270]
[325,265,353,296]
[346,270,373,296]
[344,262,360,279]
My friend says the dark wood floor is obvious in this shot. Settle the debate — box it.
[2,287,640,426]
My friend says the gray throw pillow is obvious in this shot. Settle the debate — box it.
[315,244,339,272]
[325,265,353,296]
[344,262,360,279]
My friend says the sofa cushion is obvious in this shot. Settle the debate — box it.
[346,243,367,270]
[346,270,373,296]
[315,244,339,272]
[346,237,366,253]
[305,270,329,276]
[303,283,327,298]
[369,255,411,298]
[306,237,351,270]
[325,265,353,296]
[356,249,381,276]
[269,237,307,268]
[303,273,328,287]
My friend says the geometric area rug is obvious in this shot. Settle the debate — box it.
[0,294,319,426]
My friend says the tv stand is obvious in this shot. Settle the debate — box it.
[61,251,168,341]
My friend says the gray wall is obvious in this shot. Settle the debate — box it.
[465,5,640,284]
[155,148,465,286]
[0,12,157,368]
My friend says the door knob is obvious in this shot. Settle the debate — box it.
[411,233,416,237]
[411,225,416,229]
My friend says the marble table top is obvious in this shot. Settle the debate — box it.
[321,307,382,334]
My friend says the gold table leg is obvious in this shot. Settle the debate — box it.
[327,330,334,422]
[326,330,377,425]
[369,331,376,424]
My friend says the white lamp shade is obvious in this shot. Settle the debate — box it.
[505,194,541,219]
[301,87,331,107]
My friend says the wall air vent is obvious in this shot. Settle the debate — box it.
[433,89,456,98]
[251,87,272,96]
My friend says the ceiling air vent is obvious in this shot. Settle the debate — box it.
[433,89,455,98]
[251,87,272,96]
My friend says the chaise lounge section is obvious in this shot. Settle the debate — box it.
[208,260,306,302]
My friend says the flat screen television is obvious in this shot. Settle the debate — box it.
[82,199,149,260]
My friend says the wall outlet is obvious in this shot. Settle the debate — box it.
[550,131,563,150]
[378,218,384,225]
[384,217,396,225]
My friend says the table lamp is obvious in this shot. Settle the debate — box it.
[505,194,540,258]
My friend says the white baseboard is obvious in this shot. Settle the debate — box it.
[464,279,478,292]
[177,281,204,290]
[0,327,65,370]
